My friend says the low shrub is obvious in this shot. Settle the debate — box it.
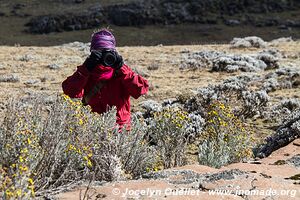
[0,94,155,198]
[198,101,255,168]
[146,108,195,169]
[185,77,269,119]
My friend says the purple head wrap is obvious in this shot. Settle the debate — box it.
[90,29,116,51]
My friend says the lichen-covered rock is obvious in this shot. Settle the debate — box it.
[142,168,248,184]
[230,36,267,48]
[254,109,300,158]
[287,154,300,168]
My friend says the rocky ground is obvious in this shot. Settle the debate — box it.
[57,139,300,200]
[0,37,299,199]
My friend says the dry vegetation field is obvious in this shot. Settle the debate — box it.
[0,38,299,199]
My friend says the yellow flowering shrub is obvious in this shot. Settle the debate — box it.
[0,94,155,199]
[146,108,193,169]
[0,116,40,199]
[198,101,256,168]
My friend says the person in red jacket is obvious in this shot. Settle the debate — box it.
[62,29,149,129]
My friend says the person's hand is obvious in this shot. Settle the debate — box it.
[83,50,103,72]
[111,52,123,70]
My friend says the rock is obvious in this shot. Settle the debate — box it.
[142,168,248,184]
[47,63,61,70]
[107,3,149,26]
[287,154,300,168]
[25,11,106,34]
[0,74,20,83]
[230,36,267,48]
[254,109,300,158]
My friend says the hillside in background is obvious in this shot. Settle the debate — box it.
[0,0,300,46]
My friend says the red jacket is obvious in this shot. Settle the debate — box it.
[62,64,149,128]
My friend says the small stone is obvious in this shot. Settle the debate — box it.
[293,141,300,147]
[0,74,19,82]
[25,79,39,85]
[47,63,61,70]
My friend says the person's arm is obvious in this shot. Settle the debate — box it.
[62,65,90,98]
[62,51,103,98]
[119,64,149,99]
